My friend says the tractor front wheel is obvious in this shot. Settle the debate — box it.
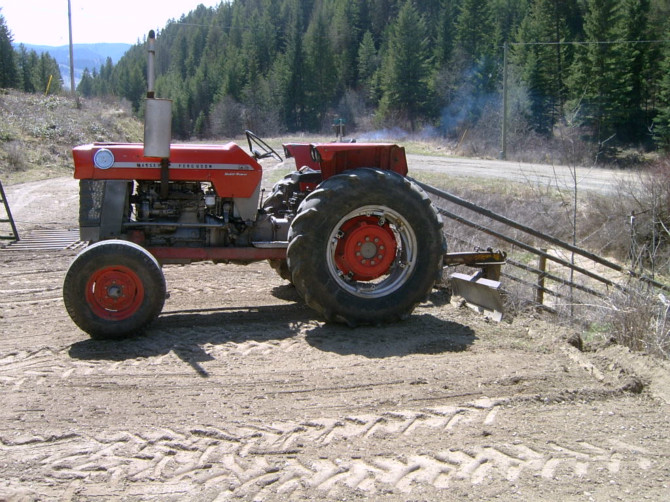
[63,240,166,339]
[287,168,445,326]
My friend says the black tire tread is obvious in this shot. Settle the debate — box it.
[287,168,445,326]
[63,240,166,339]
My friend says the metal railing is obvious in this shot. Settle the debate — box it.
[411,178,670,308]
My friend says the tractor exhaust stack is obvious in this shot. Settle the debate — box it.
[143,30,172,159]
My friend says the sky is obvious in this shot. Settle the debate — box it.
[2,0,223,46]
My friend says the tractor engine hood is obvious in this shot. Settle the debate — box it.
[72,142,263,198]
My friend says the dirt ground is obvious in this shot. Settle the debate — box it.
[1,177,669,501]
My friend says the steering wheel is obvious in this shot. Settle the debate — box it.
[245,130,283,161]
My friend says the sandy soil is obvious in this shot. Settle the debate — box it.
[1,176,669,501]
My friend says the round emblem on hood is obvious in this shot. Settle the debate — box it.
[93,148,115,169]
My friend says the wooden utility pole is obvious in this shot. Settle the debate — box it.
[68,0,80,108]
[501,42,508,160]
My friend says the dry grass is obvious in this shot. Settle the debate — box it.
[413,159,670,359]
[0,90,143,185]
[604,286,670,359]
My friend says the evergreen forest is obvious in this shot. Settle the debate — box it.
[4,0,670,158]
[0,13,63,96]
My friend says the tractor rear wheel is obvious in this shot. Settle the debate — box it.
[63,240,166,339]
[287,168,445,326]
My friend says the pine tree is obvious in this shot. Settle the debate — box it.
[304,12,337,130]
[0,12,18,89]
[242,75,280,135]
[515,0,575,134]
[330,0,362,90]
[33,52,63,94]
[453,0,501,106]
[277,0,307,131]
[367,0,401,43]
[117,61,146,112]
[653,27,670,150]
[611,0,651,143]
[569,0,621,144]
[357,30,379,104]
[78,68,94,97]
[490,0,529,49]
[15,45,35,92]
[378,1,434,130]
[455,0,493,63]
[96,58,115,96]
[434,0,458,66]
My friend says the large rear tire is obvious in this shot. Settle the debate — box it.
[63,240,166,339]
[287,168,445,326]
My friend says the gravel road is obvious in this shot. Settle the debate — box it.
[407,154,638,194]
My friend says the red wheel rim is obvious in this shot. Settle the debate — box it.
[85,265,145,321]
[334,216,397,281]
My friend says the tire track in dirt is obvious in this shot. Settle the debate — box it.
[0,253,72,338]
[0,258,67,304]
[3,176,670,500]
[0,400,661,500]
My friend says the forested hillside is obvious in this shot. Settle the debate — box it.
[0,13,63,95]
[4,1,670,158]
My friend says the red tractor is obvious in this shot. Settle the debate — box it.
[63,134,446,339]
[62,33,446,339]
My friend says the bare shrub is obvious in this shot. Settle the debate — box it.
[579,191,633,261]
[501,119,600,167]
[5,141,27,171]
[240,83,283,137]
[433,180,572,250]
[209,96,244,138]
[619,157,670,275]
[426,152,670,360]
[240,103,282,138]
[606,286,670,358]
[457,100,502,158]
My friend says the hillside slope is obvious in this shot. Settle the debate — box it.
[0,90,142,185]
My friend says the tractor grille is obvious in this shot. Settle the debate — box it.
[79,180,105,228]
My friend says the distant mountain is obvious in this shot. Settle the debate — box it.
[16,43,131,89]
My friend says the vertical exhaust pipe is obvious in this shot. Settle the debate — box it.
[143,30,172,160]
[147,30,156,99]
[143,30,172,198]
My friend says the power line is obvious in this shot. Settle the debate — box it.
[509,39,670,47]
